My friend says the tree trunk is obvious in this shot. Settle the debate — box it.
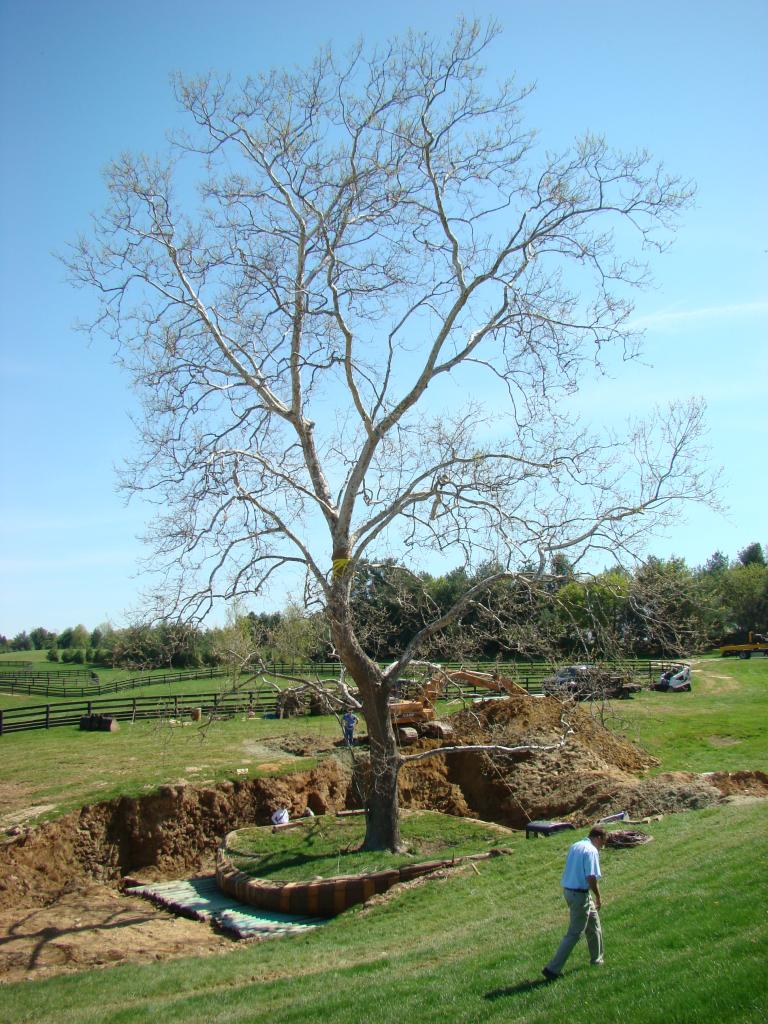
[359,682,402,852]
[329,584,402,852]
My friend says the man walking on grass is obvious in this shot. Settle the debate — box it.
[543,826,606,980]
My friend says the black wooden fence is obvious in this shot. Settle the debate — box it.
[0,667,93,681]
[0,690,280,735]
[0,659,664,698]
[0,662,348,698]
[0,661,667,737]
[0,667,229,698]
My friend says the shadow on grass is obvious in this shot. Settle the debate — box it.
[485,978,551,1000]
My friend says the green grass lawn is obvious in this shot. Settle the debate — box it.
[1,655,767,1020]
[0,714,343,822]
[228,810,506,880]
[2,800,765,1023]
[604,656,768,773]
[0,678,274,710]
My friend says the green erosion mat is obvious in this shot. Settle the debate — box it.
[126,875,327,939]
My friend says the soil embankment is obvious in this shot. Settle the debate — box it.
[398,696,766,825]
[0,758,353,905]
[0,758,353,983]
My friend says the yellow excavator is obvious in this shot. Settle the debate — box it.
[388,675,443,732]
[388,668,527,742]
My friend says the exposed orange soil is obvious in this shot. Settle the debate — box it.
[2,696,766,984]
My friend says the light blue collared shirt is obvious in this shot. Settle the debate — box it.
[561,838,601,889]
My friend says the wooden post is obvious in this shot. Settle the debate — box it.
[45,705,50,729]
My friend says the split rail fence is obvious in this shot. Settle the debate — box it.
[0,666,228,697]
[0,660,668,737]
[0,690,278,735]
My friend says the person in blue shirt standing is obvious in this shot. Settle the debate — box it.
[342,709,359,745]
[543,826,607,980]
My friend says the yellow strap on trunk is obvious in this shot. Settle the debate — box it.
[332,557,351,579]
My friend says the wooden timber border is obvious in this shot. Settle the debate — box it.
[216,826,506,916]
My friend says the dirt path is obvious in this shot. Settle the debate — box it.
[0,883,233,985]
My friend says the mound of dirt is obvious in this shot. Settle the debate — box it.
[397,695,742,827]
[453,695,656,772]
[702,770,768,797]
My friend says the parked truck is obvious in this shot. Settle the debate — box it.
[719,632,768,659]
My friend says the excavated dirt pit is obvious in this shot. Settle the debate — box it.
[2,695,767,985]
[0,758,354,984]
[398,696,768,825]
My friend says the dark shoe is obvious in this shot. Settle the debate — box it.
[542,967,560,981]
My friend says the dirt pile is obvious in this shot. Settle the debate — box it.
[398,695,764,827]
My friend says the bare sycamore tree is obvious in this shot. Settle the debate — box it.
[68,20,714,850]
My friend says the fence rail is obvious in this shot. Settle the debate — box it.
[0,667,93,678]
[0,662,345,697]
[0,690,281,735]
[0,666,231,698]
[0,658,667,698]
[0,659,669,736]
[0,668,96,685]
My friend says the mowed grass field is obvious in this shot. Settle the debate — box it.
[0,712,344,822]
[2,801,766,1024]
[602,655,768,773]
[1,654,766,1022]
[0,649,313,709]
[1,655,765,824]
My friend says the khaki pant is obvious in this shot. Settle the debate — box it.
[545,888,604,975]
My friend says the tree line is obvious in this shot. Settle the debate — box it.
[2,543,765,669]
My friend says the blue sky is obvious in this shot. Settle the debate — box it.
[0,0,766,636]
